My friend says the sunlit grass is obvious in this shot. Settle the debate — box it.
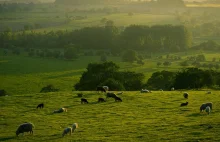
[0,91,220,141]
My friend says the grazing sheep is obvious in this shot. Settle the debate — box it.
[183,92,188,99]
[72,123,78,132]
[200,102,213,112]
[37,103,44,109]
[106,92,117,98]
[206,106,211,115]
[96,86,106,93]
[205,102,213,110]
[53,108,67,113]
[103,86,109,91]
[171,87,175,91]
[16,123,34,136]
[141,89,151,93]
[62,127,72,137]
[62,123,78,137]
[200,103,207,112]
[180,102,188,107]
[98,97,106,102]
[114,96,122,102]
[207,91,211,94]
[81,98,88,104]
[159,89,163,91]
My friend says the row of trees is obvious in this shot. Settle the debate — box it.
[0,24,192,53]
[74,62,220,91]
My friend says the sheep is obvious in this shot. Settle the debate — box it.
[200,102,213,112]
[180,102,188,107]
[62,127,72,137]
[62,123,78,137]
[140,89,151,93]
[114,96,122,102]
[53,108,67,113]
[159,89,163,91]
[106,92,117,98]
[206,106,211,115]
[200,103,207,112]
[37,103,44,109]
[96,86,106,93]
[183,92,188,99]
[81,98,88,104]
[207,91,211,94]
[16,123,34,136]
[171,87,175,91]
[103,86,109,91]
[98,97,106,102]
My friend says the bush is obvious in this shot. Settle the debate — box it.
[40,84,59,93]
[100,78,125,91]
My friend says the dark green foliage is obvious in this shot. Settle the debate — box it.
[0,89,7,96]
[74,62,144,91]
[157,62,162,67]
[40,84,59,93]
[173,68,214,89]
[146,71,175,90]
[163,61,172,66]
[137,60,144,65]
[180,60,189,67]
[0,25,192,53]
[100,78,125,91]
[192,40,220,51]
[64,47,78,60]
[122,50,138,63]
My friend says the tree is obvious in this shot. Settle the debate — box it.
[122,50,138,63]
[64,47,78,60]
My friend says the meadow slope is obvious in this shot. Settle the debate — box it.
[0,91,220,142]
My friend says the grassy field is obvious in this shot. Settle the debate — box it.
[1,50,220,95]
[0,91,220,142]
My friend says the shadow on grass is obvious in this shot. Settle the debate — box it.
[186,113,201,117]
[0,136,16,141]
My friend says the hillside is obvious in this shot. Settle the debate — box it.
[0,91,219,141]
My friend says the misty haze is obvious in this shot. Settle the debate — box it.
[0,0,220,141]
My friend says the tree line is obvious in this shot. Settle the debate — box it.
[0,24,192,53]
[75,62,220,91]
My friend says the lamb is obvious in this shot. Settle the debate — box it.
[206,106,211,115]
[180,102,188,107]
[114,96,122,102]
[200,102,213,112]
[62,127,72,137]
[37,103,44,109]
[62,123,78,137]
[81,98,88,104]
[183,92,188,99]
[16,123,34,136]
[140,89,150,93]
[53,108,67,113]
[98,97,106,102]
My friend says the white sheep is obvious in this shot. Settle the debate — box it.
[205,106,211,115]
[171,87,175,91]
[62,123,78,137]
[53,108,67,113]
[103,86,109,91]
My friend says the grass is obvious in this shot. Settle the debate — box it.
[0,91,220,141]
[1,50,220,95]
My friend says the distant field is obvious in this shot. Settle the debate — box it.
[0,12,179,32]
[1,50,220,95]
[186,4,220,7]
[0,91,220,141]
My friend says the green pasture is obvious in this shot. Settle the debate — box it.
[1,50,220,95]
[0,91,220,142]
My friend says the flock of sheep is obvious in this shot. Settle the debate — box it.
[15,86,213,138]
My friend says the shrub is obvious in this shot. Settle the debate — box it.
[40,84,59,93]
